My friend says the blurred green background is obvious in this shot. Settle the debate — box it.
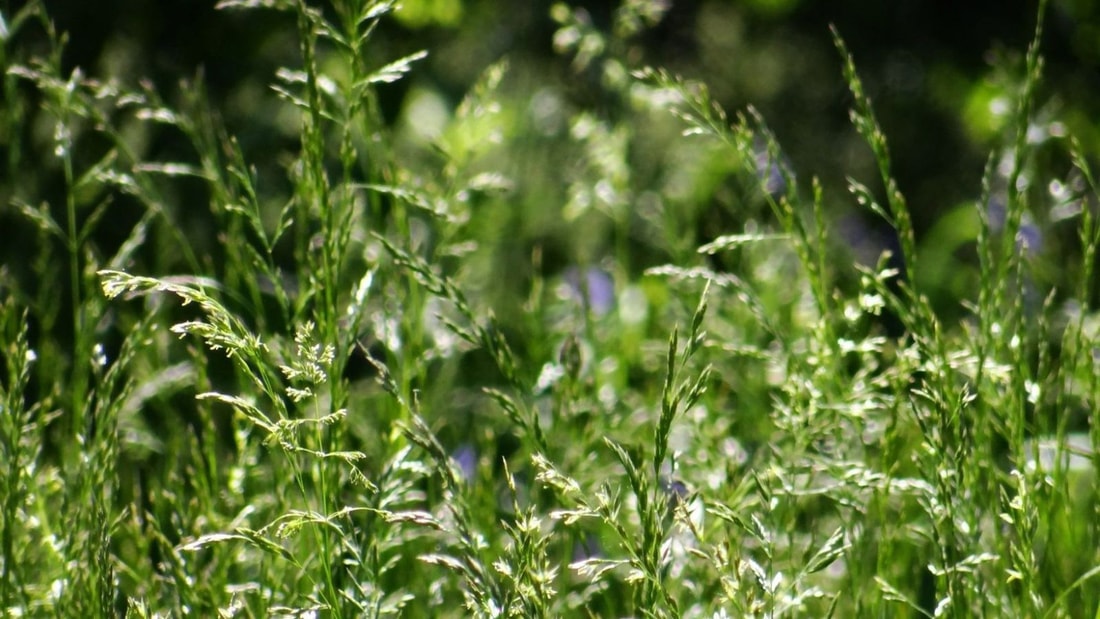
[3,0,1100,326]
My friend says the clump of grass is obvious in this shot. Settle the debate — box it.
[2,0,1099,617]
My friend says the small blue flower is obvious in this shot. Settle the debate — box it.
[753,140,788,198]
[564,266,614,316]
[1016,218,1042,254]
[986,192,1043,256]
[660,476,690,511]
[452,443,477,483]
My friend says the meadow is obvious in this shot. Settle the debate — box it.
[2,0,1099,616]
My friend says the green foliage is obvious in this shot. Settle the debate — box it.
[2,0,1099,617]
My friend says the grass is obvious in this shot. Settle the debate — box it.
[2,0,1099,616]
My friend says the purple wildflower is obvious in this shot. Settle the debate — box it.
[1016,219,1042,254]
[753,140,787,198]
[660,476,690,511]
[452,443,477,483]
[564,266,615,316]
[985,191,1043,256]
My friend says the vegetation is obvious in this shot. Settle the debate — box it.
[1,0,1099,616]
